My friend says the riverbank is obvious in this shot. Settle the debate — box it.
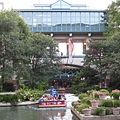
[0,101,38,107]
[0,91,39,107]
[71,107,120,120]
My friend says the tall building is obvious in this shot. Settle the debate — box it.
[15,0,106,82]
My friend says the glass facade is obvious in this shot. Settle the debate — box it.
[19,11,105,32]
[18,0,105,33]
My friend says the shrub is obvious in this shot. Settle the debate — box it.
[100,89,109,93]
[72,101,81,108]
[16,89,44,102]
[0,94,18,104]
[101,99,113,107]
[77,103,89,113]
[94,107,106,116]
[111,92,120,100]
[105,108,110,115]
[113,100,120,107]
[78,93,88,100]
[81,97,93,105]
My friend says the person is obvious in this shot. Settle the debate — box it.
[51,89,58,97]
[61,94,66,100]
[50,86,55,93]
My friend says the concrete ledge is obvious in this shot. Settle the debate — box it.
[71,107,120,120]
[0,101,38,107]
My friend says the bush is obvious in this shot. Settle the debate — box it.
[100,89,109,93]
[2,82,15,92]
[77,103,89,113]
[101,99,113,107]
[111,92,120,100]
[72,101,81,108]
[94,107,106,116]
[16,89,44,102]
[105,108,110,115]
[78,93,88,100]
[113,100,120,107]
[81,97,93,105]
[0,94,18,104]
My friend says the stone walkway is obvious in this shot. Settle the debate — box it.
[71,107,120,120]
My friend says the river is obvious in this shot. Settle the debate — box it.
[0,94,79,120]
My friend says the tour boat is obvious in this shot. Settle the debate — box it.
[39,87,66,108]
[39,100,66,108]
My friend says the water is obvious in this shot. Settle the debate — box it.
[0,94,79,120]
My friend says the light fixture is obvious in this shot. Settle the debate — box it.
[88,33,91,37]
[69,33,72,37]
[50,33,53,37]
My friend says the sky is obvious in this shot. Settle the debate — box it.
[1,0,115,10]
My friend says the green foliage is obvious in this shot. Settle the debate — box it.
[78,93,88,100]
[94,107,106,116]
[16,89,44,102]
[2,82,15,92]
[81,97,93,105]
[111,92,120,100]
[101,99,113,107]
[19,84,27,89]
[113,100,120,107]
[100,89,109,93]
[72,101,81,108]
[77,103,89,113]
[104,1,120,36]
[0,84,2,92]
[105,108,110,115]
[0,94,18,104]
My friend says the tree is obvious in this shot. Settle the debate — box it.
[104,0,120,36]
[83,40,107,87]
[27,33,62,83]
[0,9,30,84]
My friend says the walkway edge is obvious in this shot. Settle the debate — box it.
[71,107,120,120]
[0,101,38,107]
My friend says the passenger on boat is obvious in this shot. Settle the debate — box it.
[61,94,66,100]
[50,86,55,92]
[39,95,46,102]
[53,94,58,100]
[51,89,58,97]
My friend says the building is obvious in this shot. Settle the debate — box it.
[15,0,106,86]
[0,2,4,10]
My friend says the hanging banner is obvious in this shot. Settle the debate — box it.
[68,38,74,63]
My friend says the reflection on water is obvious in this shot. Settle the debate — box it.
[0,94,79,120]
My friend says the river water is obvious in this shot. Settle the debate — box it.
[0,94,79,120]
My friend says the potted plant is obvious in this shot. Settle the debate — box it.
[94,107,106,116]
[112,108,120,115]
[82,108,91,116]
[90,99,99,108]
[101,99,113,114]
[112,100,120,115]
[111,90,120,100]
[77,103,89,113]
[98,92,109,100]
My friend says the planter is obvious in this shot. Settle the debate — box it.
[82,109,91,116]
[100,109,106,116]
[112,108,120,115]
[91,102,99,108]
[99,94,106,100]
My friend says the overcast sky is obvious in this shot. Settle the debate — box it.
[1,0,115,10]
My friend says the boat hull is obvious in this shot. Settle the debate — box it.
[39,100,66,108]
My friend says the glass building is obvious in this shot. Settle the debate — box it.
[18,0,105,33]
[16,0,106,82]
[16,0,105,63]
